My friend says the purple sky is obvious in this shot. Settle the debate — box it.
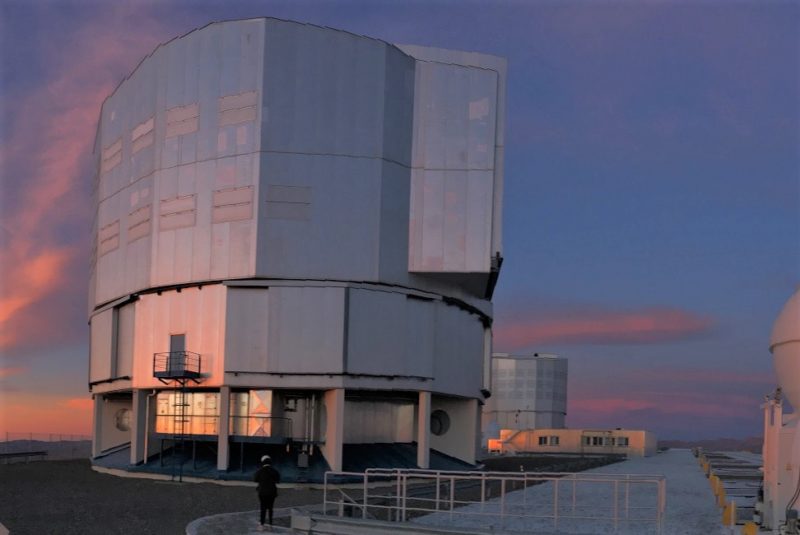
[1,0,798,439]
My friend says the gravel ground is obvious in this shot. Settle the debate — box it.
[0,460,323,535]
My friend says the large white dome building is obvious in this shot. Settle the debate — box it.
[770,288,800,407]
[88,18,505,479]
[760,288,800,529]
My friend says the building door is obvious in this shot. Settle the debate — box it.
[169,334,186,373]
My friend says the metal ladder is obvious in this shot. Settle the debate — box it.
[171,383,190,482]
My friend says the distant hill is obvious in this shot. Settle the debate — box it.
[659,436,762,454]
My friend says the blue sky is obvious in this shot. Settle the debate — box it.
[1,0,797,439]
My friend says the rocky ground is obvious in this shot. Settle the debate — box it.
[0,459,322,535]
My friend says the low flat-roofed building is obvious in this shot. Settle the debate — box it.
[489,427,657,457]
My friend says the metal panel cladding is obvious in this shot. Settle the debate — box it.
[400,46,506,276]
[92,20,265,308]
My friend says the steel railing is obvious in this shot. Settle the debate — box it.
[1,433,92,461]
[153,351,201,377]
[323,468,666,533]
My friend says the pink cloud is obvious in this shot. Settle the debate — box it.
[570,392,756,420]
[0,11,169,352]
[65,398,93,411]
[0,367,26,379]
[562,364,771,436]
[0,392,92,435]
[493,307,713,350]
[623,367,775,386]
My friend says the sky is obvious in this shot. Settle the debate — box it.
[0,0,797,440]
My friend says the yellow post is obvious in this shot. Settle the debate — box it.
[741,521,758,535]
[722,500,736,526]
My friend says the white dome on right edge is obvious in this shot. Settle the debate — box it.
[771,289,800,351]
[771,289,800,408]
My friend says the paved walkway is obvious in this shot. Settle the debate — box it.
[187,505,321,534]
[416,449,722,535]
[189,450,724,535]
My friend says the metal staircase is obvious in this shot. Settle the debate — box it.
[153,350,202,482]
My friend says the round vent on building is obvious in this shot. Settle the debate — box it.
[430,409,450,436]
[115,408,132,432]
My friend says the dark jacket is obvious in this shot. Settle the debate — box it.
[254,464,281,496]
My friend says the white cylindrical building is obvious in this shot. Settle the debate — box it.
[484,353,568,432]
[88,18,505,480]
[761,289,800,529]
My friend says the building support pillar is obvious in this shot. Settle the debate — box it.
[217,386,231,471]
[130,390,148,465]
[91,394,103,458]
[323,388,345,471]
[466,398,480,464]
[417,391,431,469]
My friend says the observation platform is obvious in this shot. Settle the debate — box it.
[152,351,202,382]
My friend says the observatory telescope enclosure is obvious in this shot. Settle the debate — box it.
[88,18,505,476]
[761,289,800,530]
[484,353,568,432]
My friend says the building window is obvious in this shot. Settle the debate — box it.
[166,103,199,138]
[592,436,603,446]
[549,436,559,446]
[538,436,547,446]
[131,116,154,154]
[127,205,152,243]
[156,392,220,435]
[582,436,591,446]
[213,186,254,223]
[101,138,122,174]
[618,436,629,447]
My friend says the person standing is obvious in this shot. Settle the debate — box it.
[253,454,281,531]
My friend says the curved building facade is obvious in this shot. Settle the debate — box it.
[484,352,568,433]
[88,18,505,475]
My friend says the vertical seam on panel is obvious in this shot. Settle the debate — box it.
[342,287,349,374]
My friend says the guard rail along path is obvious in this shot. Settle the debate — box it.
[322,468,666,534]
[1,433,91,462]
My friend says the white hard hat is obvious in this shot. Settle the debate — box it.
[261,455,271,463]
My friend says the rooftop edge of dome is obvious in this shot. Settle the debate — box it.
[770,288,800,351]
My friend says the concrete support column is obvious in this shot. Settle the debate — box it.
[322,388,345,471]
[217,386,231,471]
[130,390,148,465]
[466,398,480,464]
[91,395,103,458]
[417,391,431,469]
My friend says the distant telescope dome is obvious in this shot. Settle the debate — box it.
[771,289,800,407]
